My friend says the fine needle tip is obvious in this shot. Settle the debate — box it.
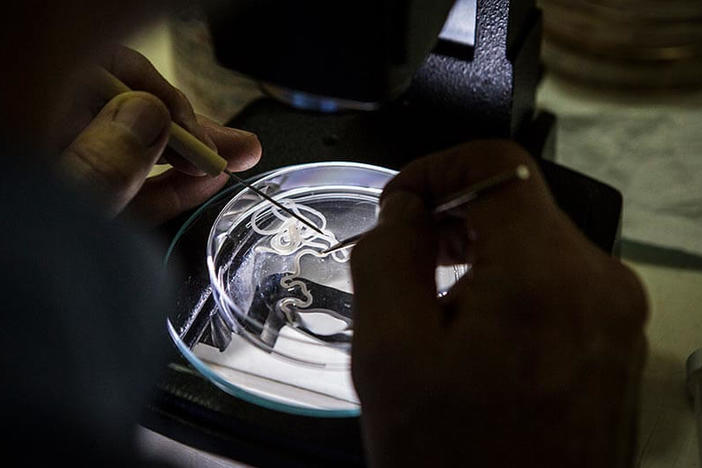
[223,169,326,237]
[321,243,348,255]
[321,243,342,255]
[322,233,363,254]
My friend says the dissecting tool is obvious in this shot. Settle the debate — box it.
[92,67,326,237]
[322,164,531,254]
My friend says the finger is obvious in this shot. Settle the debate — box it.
[154,114,262,174]
[197,114,262,171]
[100,45,216,175]
[383,140,559,264]
[58,91,170,216]
[383,140,539,202]
[123,115,263,226]
[351,191,441,348]
[122,168,231,226]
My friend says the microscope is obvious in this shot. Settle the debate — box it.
[145,1,623,466]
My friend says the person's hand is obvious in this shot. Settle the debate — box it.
[53,45,261,224]
[350,141,648,467]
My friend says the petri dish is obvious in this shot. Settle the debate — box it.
[166,162,467,417]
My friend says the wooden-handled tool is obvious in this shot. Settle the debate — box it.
[93,66,227,176]
[93,67,325,236]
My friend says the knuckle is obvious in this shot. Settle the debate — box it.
[173,87,190,107]
[613,262,650,327]
[169,87,196,121]
[107,45,152,76]
[121,46,151,70]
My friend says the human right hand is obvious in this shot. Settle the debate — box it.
[350,141,648,467]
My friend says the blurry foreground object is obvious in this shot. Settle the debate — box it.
[539,0,702,89]
[689,349,702,465]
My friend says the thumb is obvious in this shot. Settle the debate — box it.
[59,91,170,216]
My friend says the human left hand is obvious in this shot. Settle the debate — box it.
[53,45,262,225]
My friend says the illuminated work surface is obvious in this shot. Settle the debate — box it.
[127,19,702,468]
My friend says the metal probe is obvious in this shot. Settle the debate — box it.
[322,164,531,254]
[93,67,326,237]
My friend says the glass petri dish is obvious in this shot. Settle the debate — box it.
[166,162,466,417]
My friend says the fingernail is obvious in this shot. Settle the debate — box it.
[114,96,169,147]
[379,191,426,224]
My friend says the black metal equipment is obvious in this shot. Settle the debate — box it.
[142,1,623,466]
